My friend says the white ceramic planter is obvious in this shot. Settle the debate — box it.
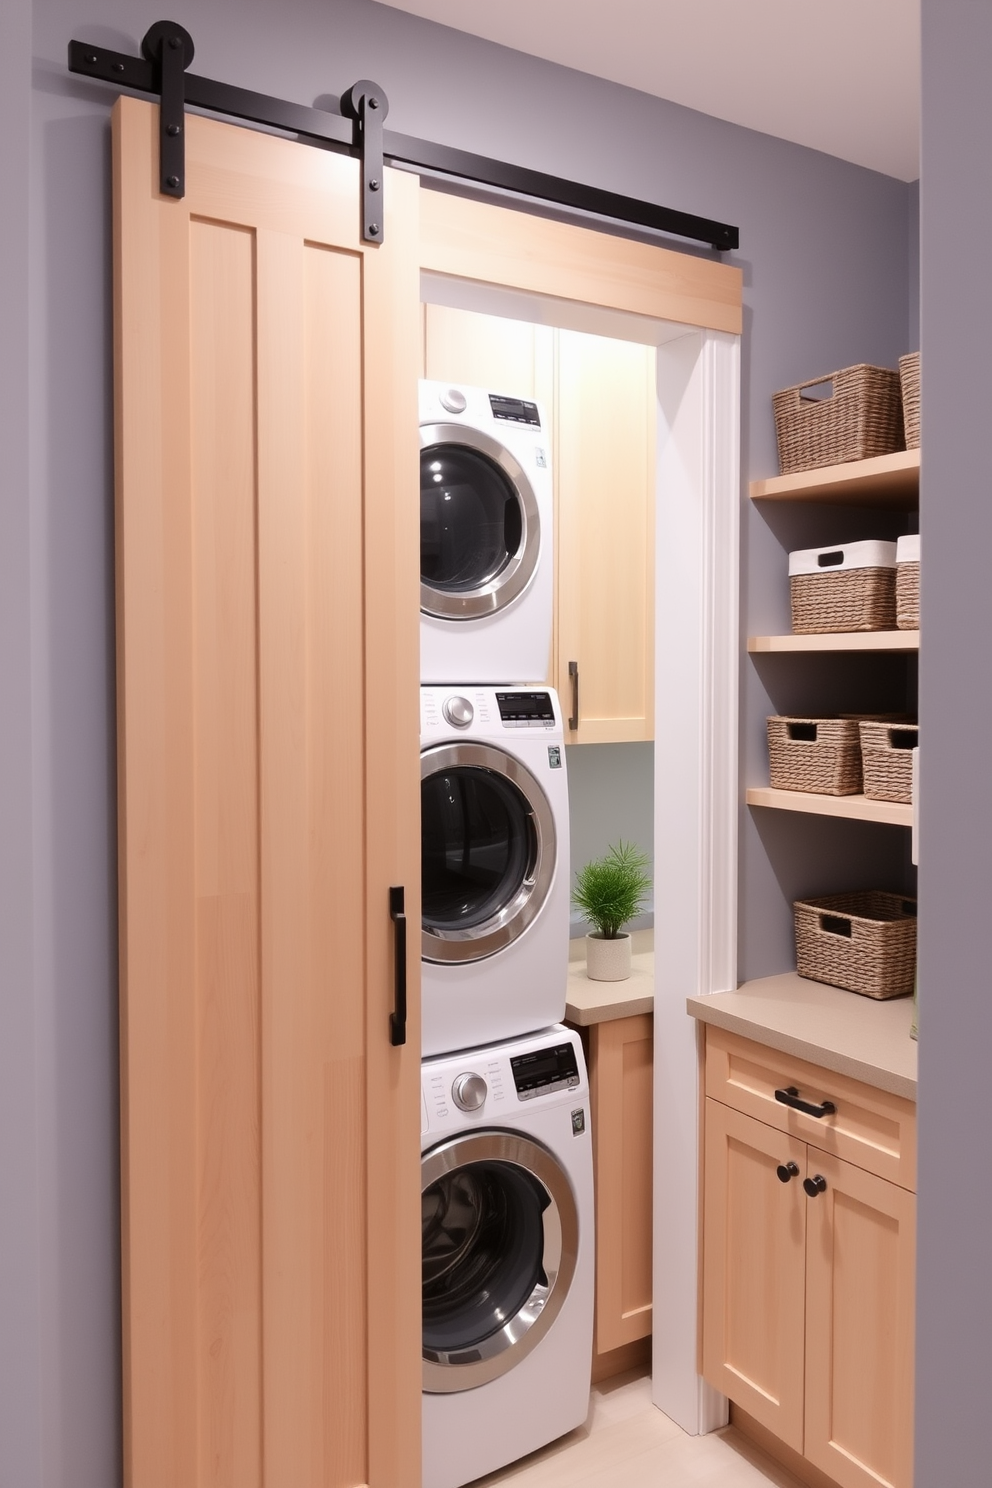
[585,931,632,982]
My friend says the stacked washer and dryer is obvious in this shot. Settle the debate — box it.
[418,380,595,1488]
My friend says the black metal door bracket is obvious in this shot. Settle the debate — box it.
[67,24,739,252]
[341,81,388,244]
[141,21,194,199]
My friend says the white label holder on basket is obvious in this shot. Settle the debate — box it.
[788,539,898,577]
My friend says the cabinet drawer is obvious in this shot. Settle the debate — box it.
[705,1027,916,1191]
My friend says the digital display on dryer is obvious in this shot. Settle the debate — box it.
[489,394,542,427]
[511,1043,580,1100]
[496,691,555,725]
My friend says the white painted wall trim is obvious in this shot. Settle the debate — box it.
[651,328,739,1434]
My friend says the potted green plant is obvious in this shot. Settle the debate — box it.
[572,840,652,982]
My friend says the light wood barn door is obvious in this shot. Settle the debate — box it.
[113,96,421,1488]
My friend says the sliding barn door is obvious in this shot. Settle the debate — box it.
[113,96,421,1487]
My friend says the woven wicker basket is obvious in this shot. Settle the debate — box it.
[899,352,920,450]
[773,364,904,476]
[790,567,896,633]
[896,531,920,633]
[859,721,918,803]
[767,716,863,795]
[795,891,917,999]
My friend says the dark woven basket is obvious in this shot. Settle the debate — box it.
[859,721,918,804]
[767,716,863,796]
[790,567,896,634]
[773,364,904,476]
[896,559,920,629]
[794,891,917,999]
[899,352,920,450]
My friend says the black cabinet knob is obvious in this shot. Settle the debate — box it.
[776,1161,800,1183]
[803,1174,827,1198]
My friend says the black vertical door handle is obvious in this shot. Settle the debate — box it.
[389,886,407,1047]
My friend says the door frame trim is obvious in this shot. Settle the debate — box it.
[418,197,741,1435]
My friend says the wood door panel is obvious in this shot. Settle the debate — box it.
[115,96,421,1488]
[188,216,265,1484]
[702,1100,807,1451]
[589,1015,653,1353]
[804,1153,916,1488]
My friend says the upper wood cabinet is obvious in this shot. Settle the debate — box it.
[422,305,655,740]
[555,330,655,743]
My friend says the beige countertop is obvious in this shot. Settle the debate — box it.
[565,928,654,1026]
[686,972,918,1101]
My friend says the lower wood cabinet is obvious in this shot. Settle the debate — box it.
[583,1013,654,1365]
[702,1030,915,1488]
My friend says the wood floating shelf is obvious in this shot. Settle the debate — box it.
[746,787,912,827]
[749,449,920,508]
[748,630,919,654]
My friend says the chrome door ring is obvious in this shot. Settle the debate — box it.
[420,421,541,620]
[420,742,556,964]
[421,1129,579,1393]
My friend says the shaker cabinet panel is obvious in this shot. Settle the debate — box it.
[702,1099,808,1451]
[555,330,656,743]
[588,1014,654,1354]
[804,1151,916,1488]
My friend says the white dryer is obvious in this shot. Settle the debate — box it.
[420,379,553,685]
[421,685,570,1059]
[421,1025,594,1488]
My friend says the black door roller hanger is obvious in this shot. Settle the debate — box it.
[68,20,739,253]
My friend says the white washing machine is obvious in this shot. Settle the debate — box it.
[421,685,570,1059]
[420,379,553,685]
[421,1024,594,1488]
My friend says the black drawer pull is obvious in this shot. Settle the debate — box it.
[389,886,407,1047]
[776,1161,800,1184]
[804,1174,827,1198]
[775,1085,836,1119]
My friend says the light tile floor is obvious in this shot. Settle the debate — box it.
[473,1370,807,1488]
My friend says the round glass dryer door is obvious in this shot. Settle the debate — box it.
[422,1131,579,1392]
[420,422,541,620]
[421,743,556,964]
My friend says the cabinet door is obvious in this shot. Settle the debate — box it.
[115,98,421,1487]
[588,1014,654,1352]
[423,303,555,405]
[804,1152,916,1488]
[702,1100,807,1451]
[555,329,655,743]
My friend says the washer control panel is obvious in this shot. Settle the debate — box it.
[511,1041,580,1101]
[495,691,555,729]
[421,1029,587,1136]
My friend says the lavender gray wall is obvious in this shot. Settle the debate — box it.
[8,0,914,1480]
[914,4,991,1481]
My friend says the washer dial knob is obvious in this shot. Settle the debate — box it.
[440,387,468,414]
[452,1072,488,1112]
[443,695,474,728]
